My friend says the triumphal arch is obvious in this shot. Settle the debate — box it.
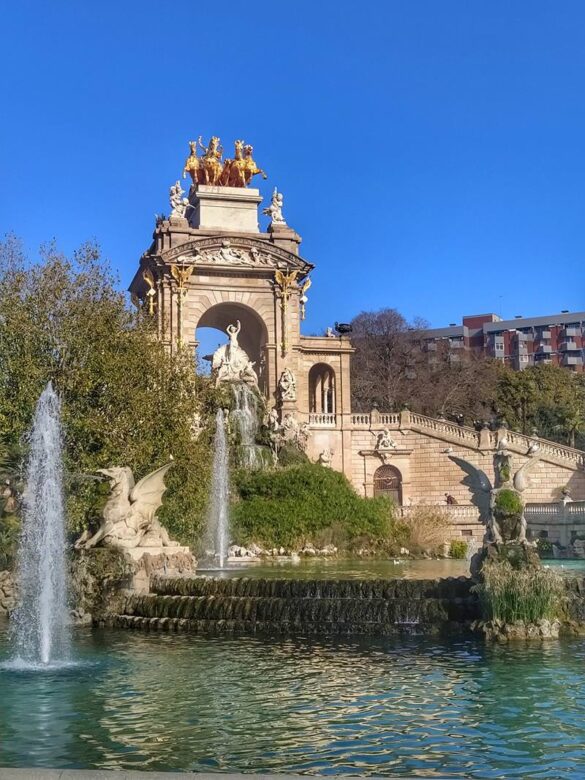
[129,137,585,544]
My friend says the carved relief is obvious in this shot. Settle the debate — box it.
[161,237,313,274]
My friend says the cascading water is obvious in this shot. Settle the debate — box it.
[207,408,230,568]
[9,382,70,667]
[231,383,265,470]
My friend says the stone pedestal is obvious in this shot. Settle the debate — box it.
[188,185,262,232]
[124,546,195,595]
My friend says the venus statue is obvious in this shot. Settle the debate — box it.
[211,320,259,387]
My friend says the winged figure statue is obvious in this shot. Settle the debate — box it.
[76,463,178,550]
[448,443,541,545]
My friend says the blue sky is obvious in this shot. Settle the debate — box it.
[1,1,584,336]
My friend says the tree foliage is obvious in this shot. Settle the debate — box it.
[495,363,585,448]
[0,235,217,545]
[350,307,585,450]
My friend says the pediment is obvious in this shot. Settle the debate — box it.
[159,238,313,274]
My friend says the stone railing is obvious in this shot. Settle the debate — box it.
[503,430,585,469]
[526,501,585,524]
[308,413,336,427]
[317,406,584,469]
[399,505,480,522]
[349,412,401,428]
[407,412,585,469]
[408,412,481,447]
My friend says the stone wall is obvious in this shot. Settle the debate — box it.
[0,570,15,615]
[309,412,585,506]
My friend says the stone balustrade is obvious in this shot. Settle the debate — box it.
[308,413,336,427]
[399,504,480,521]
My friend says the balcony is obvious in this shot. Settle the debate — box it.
[535,344,552,353]
[562,327,581,338]
[562,355,583,367]
[560,341,578,351]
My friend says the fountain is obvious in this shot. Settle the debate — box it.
[9,382,70,667]
[206,408,230,568]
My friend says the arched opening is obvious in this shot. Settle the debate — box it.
[373,464,402,505]
[309,363,336,414]
[196,303,269,394]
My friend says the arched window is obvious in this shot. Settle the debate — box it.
[373,465,402,505]
[309,363,336,414]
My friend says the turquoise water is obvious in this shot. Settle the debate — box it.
[2,619,585,777]
[199,556,585,580]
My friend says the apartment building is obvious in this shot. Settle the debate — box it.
[423,311,585,371]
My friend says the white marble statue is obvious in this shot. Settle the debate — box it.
[211,320,259,387]
[318,448,333,468]
[75,464,178,550]
[376,429,396,450]
[169,180,189,219]
[278,368,296,402]
[262,187,287,226]
[267,407,281,431]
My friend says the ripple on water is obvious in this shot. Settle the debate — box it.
[1,623,585,777]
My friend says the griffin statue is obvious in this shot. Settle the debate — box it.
[75,463,179,550]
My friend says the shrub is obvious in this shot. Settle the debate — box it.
[277,444,309,467]
[0,513,19,570]
[473,561,564,623]
[536,537,554,559]
[232,463,403,551]
[494,489,523,516]
[449,539,468,559]
[400,506,450,554]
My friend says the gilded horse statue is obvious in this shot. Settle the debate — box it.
[182,139,201,184]
[198,136,224,185]
[220,139,246,186]
[243,144,267,185]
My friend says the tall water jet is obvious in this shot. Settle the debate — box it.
[207,408,230,567]
[10,382,70,666]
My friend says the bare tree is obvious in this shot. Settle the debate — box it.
[350,307,498,423]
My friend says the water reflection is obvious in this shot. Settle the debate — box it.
[2,619,585,777]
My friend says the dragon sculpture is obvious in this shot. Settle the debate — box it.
[448,437,541,545]
[75,463,178,550]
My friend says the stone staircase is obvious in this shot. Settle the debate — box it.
[346,409,585,470]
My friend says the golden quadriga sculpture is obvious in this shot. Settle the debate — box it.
[183,136,267,188]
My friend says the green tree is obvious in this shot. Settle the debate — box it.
[495,364,585,449]
[0,236,217,545]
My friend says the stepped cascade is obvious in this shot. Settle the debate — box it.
[114,575,480,635]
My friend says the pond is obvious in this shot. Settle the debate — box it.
[1,620,585,778]
[198,556,585,580]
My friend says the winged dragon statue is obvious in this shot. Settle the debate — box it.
[448,438,541,546]
[75,463,179,550]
